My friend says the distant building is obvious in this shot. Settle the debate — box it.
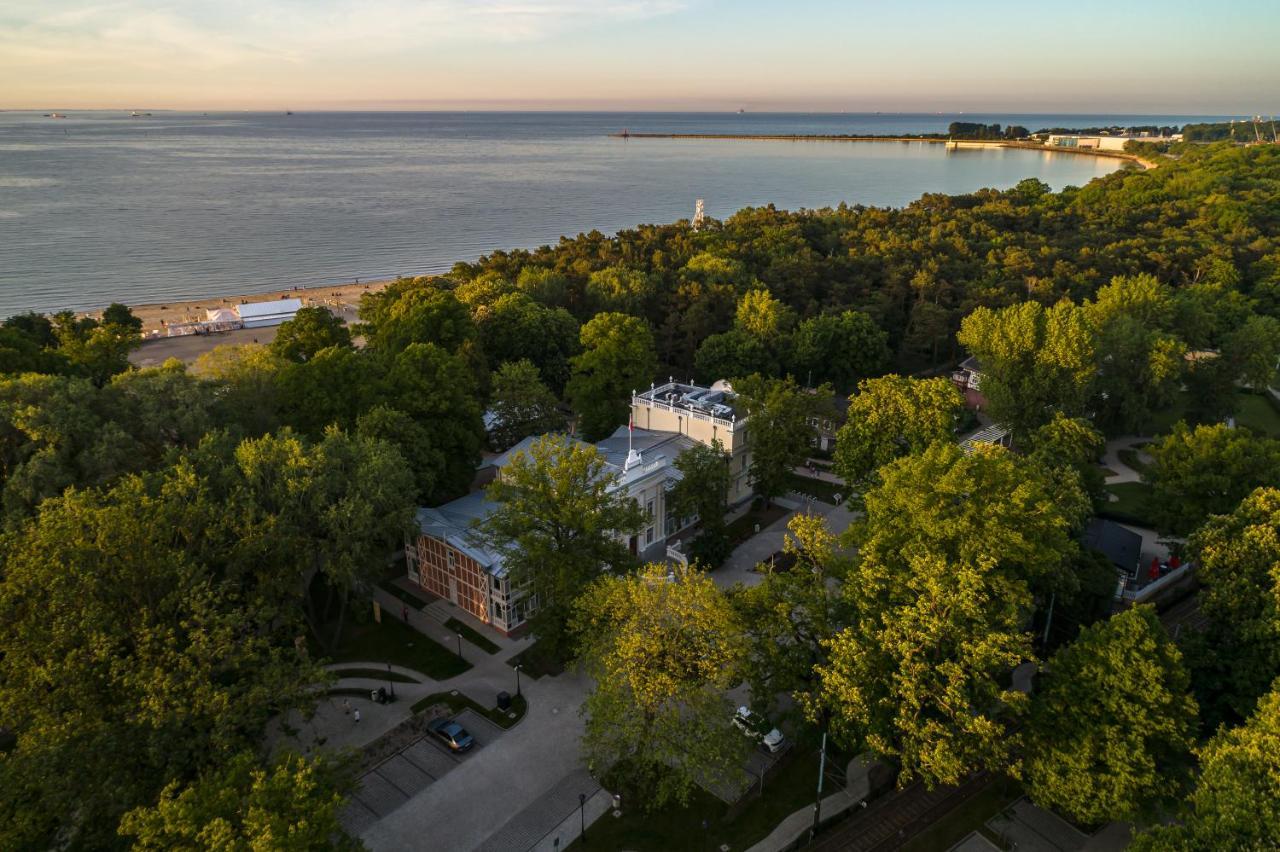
[1043,133,1181,151]
[235,297,302,328]
[1083,518,1143,577]
[953,355,984,391]
[404,381,752,634]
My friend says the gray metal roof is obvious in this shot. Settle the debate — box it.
[1083,518,1143,575]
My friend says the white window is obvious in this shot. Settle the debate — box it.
[645,527,655,545]
[646,499,655,520]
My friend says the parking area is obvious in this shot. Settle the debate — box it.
[342,710,507,834]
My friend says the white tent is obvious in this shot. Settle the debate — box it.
[236,298,302,328]
[205,307,239,323]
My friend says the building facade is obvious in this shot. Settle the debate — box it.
[404,381,751,634]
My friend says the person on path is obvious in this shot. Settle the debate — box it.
[342,699,351,716]
[353,709,361,724]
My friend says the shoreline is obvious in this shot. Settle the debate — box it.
[608,132,1157,169]
[100,278,398,333]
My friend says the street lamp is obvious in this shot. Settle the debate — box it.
[387,662,396,700]
[579,793,587,842]
[446,633,462,658]
[514,663,523,698]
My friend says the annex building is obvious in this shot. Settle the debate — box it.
[404,381,752,634]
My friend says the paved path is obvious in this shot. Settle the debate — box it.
[1101,436,1149,485]
[715,498,860,590]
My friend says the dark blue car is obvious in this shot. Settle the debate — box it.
[428,718,475,752]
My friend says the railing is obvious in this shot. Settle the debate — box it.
[632,383,743,429]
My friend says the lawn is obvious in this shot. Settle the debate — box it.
[445,617,501,655]
[784,472,845,505]
[322,615,472,680]
[410,690,528,729]
[331,666,419,683]
[506,637,568,679]
[568,749,827,852]
[1100,481,1159,528]
[1235,392,1280,437]
[725,504,789,549]
[899,777,1023,852]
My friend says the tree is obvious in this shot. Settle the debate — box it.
[118,751,360,851]
[0,478,322,849]
[1023,606,1198,825]
[51,309,140,385]
[270,306,352,362]
[812,549,1033,787]
[667,439,732,565]
[364,283,474,355]
[356,404,442,502]
[694,327,775,383]
[101,302,143,334]
[476,293,580,393]
[194,344,285,436]
[477,435,645,658]
[565,312,657,441]
[733,513,851,719]
[733,375,832,507]
[1184,488,1280,725]
[1025,412,1107,509]
[734,288,793,340]
[956,300,1095,435]
[487,359,564,450]
[1147,423,1280,536]
[380,342,485,503]
[790,310,890,392]
[1223,313,1280,390]
[1131,686,1280,851]
[832,375,962,490]
[572,563,748,809]
[585,266,656,318]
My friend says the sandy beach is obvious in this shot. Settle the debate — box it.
[96,278,397,334]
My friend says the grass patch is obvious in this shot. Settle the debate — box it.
[506,637,567,679]
[1138,393,1190,437]
[410,690,527,729]
[331,667,419,683]
[725,504,789,549]
[323,615,471,680]
[784,472,845,504]
[445,617,501,655]
[1235,392,1280,437]
[568,749,828,851]
[899,777,1023,852]
[1116,447,1151,476]
[1100,481,1159,528]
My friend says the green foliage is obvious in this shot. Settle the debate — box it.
[566,312,658,441]
[694,327,774,384]
[270,305,352,362]
[1184,488,1280,726]
[789,309,890,392]
[1026,412,1107,508]
[732,513,851,718]
[832,375,962,490]
[667,439,732,562]
[1023,606,1197,825]
[1147,422,1280,536]
[118,751,360,851]
[957,300,1095,436]
[573,563,748,810]
[476,293,580,393]
[477,435,645,657]
[1131,685,1280,851]
[487,359,564,450]
[733,375,832,507]
[363,280,474,355]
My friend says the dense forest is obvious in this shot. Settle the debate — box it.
[2,142,1279,848]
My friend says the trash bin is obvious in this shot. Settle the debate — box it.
[370,689,379,703]
[377,687,388,704]
[496,691,511,711]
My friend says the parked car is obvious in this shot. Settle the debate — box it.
[428,717,475,752]
[733,706,785,753]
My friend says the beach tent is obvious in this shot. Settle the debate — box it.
[205,308,239,323]
[236,298,302,328]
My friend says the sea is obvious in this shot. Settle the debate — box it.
[0,111,1229,316]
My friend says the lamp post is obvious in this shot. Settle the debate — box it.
[514,663,523,698]
[387,662,396,700]
[579,793,587,842]
[446,634,462,658]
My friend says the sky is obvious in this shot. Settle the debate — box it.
[3,0,1278,112]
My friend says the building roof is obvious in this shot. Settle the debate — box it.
[1083,518,1143,575]
[634,381,742,423]
[959,354,984,373]
[418,427,699,576]
[236,298,303,320]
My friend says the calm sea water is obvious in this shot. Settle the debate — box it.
[0,111,1226,316]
